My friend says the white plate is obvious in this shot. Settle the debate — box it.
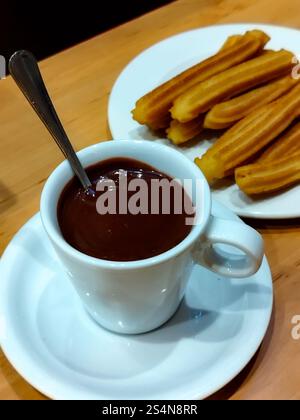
[108,23,300,219]
[0,200,273,400]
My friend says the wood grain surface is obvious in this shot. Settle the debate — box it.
[1,0,300,400]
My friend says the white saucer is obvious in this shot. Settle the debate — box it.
[108,23,300,219]
[0,200,273,400]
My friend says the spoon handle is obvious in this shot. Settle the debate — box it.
[9,50,91,189]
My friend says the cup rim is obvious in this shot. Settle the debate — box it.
[40,140,211,270]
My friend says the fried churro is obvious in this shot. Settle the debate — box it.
[132,30,269,128]
[166,118,204,144]
[147,115,172,131]
[258,121,300,162]
[204,75,298,129]
[171,49,294,123]
[235,152,300,194]
[195,83,300,183]
[219,34,243,51]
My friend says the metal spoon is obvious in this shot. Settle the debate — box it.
[9,50,92,190]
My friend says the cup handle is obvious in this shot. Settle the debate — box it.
[193,215,264,278]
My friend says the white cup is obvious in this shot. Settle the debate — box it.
[40,140,264,334]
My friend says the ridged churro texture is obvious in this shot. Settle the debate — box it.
[195,83,300,183]
[219,34,243,51]
[235,153,300,194]
[166,118,204,144]
[171,49,294,123]
[204,75,298,129]
[131,30,270,128]
[258,121,300,162]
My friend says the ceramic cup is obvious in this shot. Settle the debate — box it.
[40,140,264,334]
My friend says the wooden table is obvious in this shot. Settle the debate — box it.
[1,0,300,400]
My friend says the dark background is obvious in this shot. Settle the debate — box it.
[1,1,173,61]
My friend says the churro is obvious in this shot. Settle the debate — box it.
[258,121,300,162]
[166,118,204,144]
[195,83,300,183]
[132,30,269,128]
[235,152,300,194]
[171,49,294,123]
[204,75,298,129]
[147,115,171,131]
[219,34,243,51]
